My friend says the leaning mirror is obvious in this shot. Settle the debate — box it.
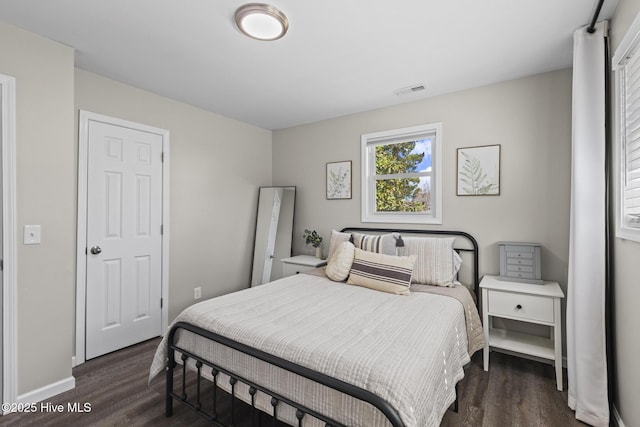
[250,186,296,286]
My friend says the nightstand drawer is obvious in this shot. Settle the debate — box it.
[283,263,314,276]
[487,290,554,323]
[281,255,327,278]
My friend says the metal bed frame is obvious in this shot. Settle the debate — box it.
[165,228,479,426]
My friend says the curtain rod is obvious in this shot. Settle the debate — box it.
[587,0,605,33]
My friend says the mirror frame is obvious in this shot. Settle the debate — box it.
[249,186,296,286]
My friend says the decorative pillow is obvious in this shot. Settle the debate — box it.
[325,241,355,281]
[401,237,457,287]
[327,229,351,260]
[347,248,416,295]
[453,251,463,275]
[351,232,397,255]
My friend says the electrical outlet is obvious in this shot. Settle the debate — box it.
[194,286,202,300]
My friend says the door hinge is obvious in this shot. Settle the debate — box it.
[160,298,163,308]
[85,247,88,255]
[161,152,164,162]
[0,259,3,271]
[160,224,163,235]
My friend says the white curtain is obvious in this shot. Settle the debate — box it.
[567,21,609,427]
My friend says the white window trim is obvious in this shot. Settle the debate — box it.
[613,11,640,243]
[361,123,442,224]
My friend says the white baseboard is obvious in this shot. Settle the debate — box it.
[16,376,76,405]
[612,404,626,427]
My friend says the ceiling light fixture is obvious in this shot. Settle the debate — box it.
[235,3,289,41]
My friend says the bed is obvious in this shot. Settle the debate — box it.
[150,228,484,426]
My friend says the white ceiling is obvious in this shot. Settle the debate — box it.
[0,0,618,130]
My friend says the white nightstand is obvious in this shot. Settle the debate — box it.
[281,255,327,277]
[480,274,565,391]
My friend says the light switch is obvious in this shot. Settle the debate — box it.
[24,225,41,245]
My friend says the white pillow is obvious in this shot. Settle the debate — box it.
[401,237,457,287]
[325,241,355,281]
[327,229,351,260]
[453,251,463,276]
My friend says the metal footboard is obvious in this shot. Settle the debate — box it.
[166,321,407,427]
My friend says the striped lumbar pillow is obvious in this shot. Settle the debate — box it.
[350,232,397,255]
[347,248,416,295]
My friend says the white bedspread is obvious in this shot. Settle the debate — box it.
[150,274,471,426]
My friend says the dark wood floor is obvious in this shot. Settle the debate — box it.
[2,338,585,427]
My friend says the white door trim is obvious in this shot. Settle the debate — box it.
[75,110,169,365]
[1,74,18,410]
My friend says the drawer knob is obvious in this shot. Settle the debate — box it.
[516,304,522,310]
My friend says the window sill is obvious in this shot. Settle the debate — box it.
[616,227,640,244]
[361,213,442,225]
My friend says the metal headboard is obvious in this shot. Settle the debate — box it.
[340,227,480,302]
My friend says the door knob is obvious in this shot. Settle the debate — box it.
[90,246,102,255]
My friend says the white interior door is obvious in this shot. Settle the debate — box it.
[85,120,163,359]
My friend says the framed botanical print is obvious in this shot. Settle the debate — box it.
[457,145,501,196]
[326,161,352,199]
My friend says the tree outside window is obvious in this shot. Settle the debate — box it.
[375,140,431,212]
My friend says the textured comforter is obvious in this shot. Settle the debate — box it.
[150,274,480,426]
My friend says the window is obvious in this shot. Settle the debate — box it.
[614,15,640,242]
[361,123,442,224]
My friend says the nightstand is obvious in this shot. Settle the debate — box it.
[281,255,327,277]
[480,274,565,391]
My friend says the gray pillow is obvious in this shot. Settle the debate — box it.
[351,232,397,255]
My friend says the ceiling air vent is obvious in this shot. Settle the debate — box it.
[394,84,426,97]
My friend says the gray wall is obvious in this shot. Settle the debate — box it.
[0,21,273,395]
[610,1,640,425]
[75,69,273,323]
[273,70,572,293]
[0,23,75,394]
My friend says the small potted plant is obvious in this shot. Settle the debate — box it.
[303,229,323,258]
